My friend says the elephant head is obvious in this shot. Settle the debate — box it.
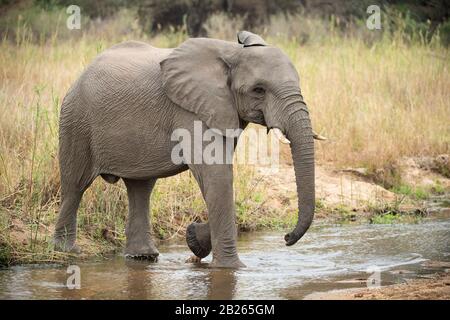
[160,31,316,246]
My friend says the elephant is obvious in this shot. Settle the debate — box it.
[54,31,318,268]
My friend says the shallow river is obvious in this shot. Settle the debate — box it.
[1,217,449,299]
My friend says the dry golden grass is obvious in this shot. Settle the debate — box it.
[0,9,449,264]
[291,38,450,169]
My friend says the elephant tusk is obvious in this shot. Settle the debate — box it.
[272,128,290,144]
[312,131,327,141]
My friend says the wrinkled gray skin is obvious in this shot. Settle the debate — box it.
[54,31,315,268]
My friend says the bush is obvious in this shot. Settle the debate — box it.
[438,20,450,47]
[34,0,128,18]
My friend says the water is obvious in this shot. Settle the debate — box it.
[0,217,449,300]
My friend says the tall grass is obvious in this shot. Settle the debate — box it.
[295,37,449,168]
[197,11,450,171]
[0,7,449,264]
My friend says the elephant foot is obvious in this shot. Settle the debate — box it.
[53,237,81,254]
[124,242,159,262]
[186,222,212,259]
[125,253,159,262]
[210,257,246,269]
[185,255,202,263]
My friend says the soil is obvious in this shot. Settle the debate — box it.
[257,164,398,212]
[304,271,450,300]
[256,155,450,218]
[5,157,449,251]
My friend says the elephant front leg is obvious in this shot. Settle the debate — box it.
[123,178,159,261]
[190,164,245,268]
[186,221,212,259]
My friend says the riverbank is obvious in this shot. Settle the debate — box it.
[1,155,449,266]
[1,217,449,299]
[258,154,450,224]
[305,271,450,300]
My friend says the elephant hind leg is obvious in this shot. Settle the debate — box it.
[54,171,96,253]
[54,188,84,253]
[123,178,159,261]
[54,139,96,253]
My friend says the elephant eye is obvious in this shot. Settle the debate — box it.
[252,87,265,95]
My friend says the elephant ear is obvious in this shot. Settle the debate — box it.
[160,38,240,137]
[237,31,267,47]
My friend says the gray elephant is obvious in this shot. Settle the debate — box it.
[54,31,317,268]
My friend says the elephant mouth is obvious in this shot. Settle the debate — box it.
[243,109,266,126]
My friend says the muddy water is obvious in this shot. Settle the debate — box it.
[0,217,449,300]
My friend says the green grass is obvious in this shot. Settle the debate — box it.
[431,180,446,195]
[370,213,399,224]
[367,198,426,224]
[369,211,423,224]
[392,184,430,200]
[391,179,449,200]
[329,204,357,223]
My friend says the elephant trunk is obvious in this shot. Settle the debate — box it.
[282,100,315,246]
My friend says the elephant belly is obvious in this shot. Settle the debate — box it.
[89,99,188,180]
[93,125,187,179]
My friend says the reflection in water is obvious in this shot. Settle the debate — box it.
[124,261,240,300]
[123,260,237,299]
[125,260,153,300]
[206,269,236,299]
[0,217,449,299]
